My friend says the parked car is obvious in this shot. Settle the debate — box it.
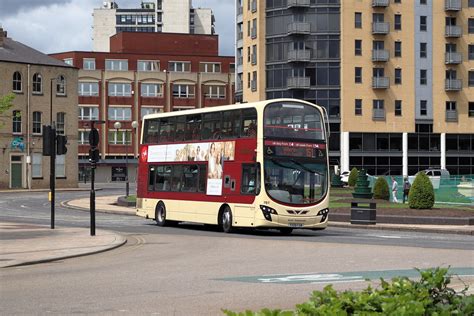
[422,168,450,178]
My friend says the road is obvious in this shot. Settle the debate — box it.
[1,188,473,315]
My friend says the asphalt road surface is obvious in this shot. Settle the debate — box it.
[1,188,473,315]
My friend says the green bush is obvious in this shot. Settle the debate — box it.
[373,177,390,200]
[348,167,359,187]
[409,172,435,209]
[223,268,474,316]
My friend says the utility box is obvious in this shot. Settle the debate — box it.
[350,201,376,225]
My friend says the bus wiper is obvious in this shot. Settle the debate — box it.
[290,159,318,174]
[269,158,293,170]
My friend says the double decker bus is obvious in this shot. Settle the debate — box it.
[136,99,330,234]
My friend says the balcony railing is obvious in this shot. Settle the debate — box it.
[372,77,390,89]
[445,79,462,91]
[372,22,390,34]
[287,22,311,35]
[372,49,389,62]
[251,80,257,92]
[287,0,310,8]
[288,49,311,62]
[287,77,310,89]
[445,0,461,11]
[372,108,386,121]
[445,110,458,122]
[445,52,462,64]
[372,0,389,7]
[445,25,462,37]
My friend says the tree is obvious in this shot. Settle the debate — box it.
[0,93,15,127]
[409,172,435,209]
[348,167,359,187]
[373,176,390,200]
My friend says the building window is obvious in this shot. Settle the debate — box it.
[420,69,427,85]
[199,62,221,73]
[355,39,362,56]
[78,82,99,96]
[138,60,160,72]
[355,99,362,115]
[395,68,402,85]
[469,45,474,60]
[105,59,128,71]
[108,107,132,121]
[83,58,96,70]
[13,71,22,92]
[141,83,163,97]
[57,112,65,135]
[420,0,427,4]
[108,83,132,97]
[355,67,362,83]
[395,100,402,116]
[420,42,427,58]
[55,154,65,178]
[394,41,402,57]
[420,100,427,116]
[420,16,427,31]
[12,110,21,134]
[470,0,474,8]
[251,45,257,65]
[168,61,191,72]
[469,102,474,117]
[230,63,235,73]
[469,71,474,87]
[140,107,163,119]
[32,153,42,178]
[63,58,73,66]
[204,85,226,99]
[172,84,195,98]
[32,73,42,94]
[469,19,474,34]
[446,101,456,111]
[247,47,251,63]
[56,75,66,95]
[355,12,362,28]
[251,18,257,38]
[394,14,402,30]
[78,130,90,145]
[32,111,42,134]
[108,129,131,145]
[78,107,99,121]
[251,71,257,92]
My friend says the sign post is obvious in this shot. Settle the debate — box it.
[88,120,104,236]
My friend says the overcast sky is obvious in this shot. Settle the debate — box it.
[0,0,235,56]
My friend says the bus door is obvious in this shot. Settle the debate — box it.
[228,163,259,226]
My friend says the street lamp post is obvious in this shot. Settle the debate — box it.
[113,121,123,194]
[130,120,139,197]
[49,77,57,229]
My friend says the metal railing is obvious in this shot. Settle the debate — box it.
[372,108,386,120]
[372,77,390,89]
[445,0,461,11]
[372,0,389,7]
[288,49,311,62]
[287,22,311,35]
[372,49,389,62]
[287,0,310,8]
[287,77,310,89]
[372,22,390,34]
[445,79,462,91]
[445,52,462,64]
[445,110,458,122]
[445,25,462,37]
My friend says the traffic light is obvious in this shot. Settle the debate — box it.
[56,135,68,155]
[89,148,100,163]
[89,128,99,146]
[42,125,54,156]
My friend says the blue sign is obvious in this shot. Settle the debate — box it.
[11,137,25,151]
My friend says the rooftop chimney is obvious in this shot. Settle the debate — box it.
[0,27,5,47]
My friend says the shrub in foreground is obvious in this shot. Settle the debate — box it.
[372,176,390,200]
[223,268,474,316]
[348,167,359,187]
[409,172,435,209]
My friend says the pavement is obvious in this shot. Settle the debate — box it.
[1,195,473,269]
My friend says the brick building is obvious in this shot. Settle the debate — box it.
[51,32,235,182]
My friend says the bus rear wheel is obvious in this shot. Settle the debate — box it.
[155,203,167,227]
[220,206,234,233]
[279,228,293,235]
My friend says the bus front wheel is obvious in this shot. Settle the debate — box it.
[220,206,234,233]
[155,203,167,227]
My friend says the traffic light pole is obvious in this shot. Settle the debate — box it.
[90,120,96,236]
[50,127,56,229]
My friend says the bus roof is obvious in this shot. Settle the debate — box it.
[142,98,322,121]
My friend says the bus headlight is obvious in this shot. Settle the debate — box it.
[260,205,277,221]
[317,208,329,223]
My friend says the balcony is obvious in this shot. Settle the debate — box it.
[445,79,462,91]
[287,0,310,8]
[445,25,462,37]
[445,110,458,122]
[372,22,390,34]
[288,49,311,62]
[372,49,389,62]
[251,80,257,92]
[445,0,461,11]
[445,52,462,64]
[372,0,389,7]
[372,108,386,121]
[287,22,311,35]
[287,77,310,89]
[372,76,390,89]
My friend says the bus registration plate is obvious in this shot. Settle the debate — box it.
[289,223,303,228]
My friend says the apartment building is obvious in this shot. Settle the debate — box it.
[237,0,474,176]
[51,32,235,182]
[0,28,78,189]
[93,0,215,52]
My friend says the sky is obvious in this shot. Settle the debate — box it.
[0,0,235,56]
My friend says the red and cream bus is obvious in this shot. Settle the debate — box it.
[136,99,330,234]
